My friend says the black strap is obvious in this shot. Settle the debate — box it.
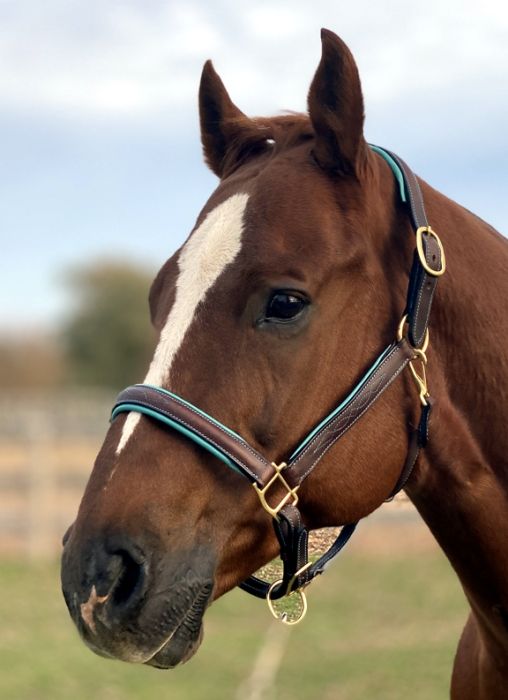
[380,149,443,348]
[386,399,433,500]
[304,522,357,580]
[239,505,309,599]
[239,516,357,599]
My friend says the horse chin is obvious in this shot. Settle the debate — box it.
[145,623,204,669]
[78,585,209,669]
[143,584,209,669]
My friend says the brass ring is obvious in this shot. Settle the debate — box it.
[416,226,446,277]
[397,314,429,354]
[266,579,308,625]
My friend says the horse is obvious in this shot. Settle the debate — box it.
[61,29,508,698]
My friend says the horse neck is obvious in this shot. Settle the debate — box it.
[419,181,508,469]
[405,181,508,648]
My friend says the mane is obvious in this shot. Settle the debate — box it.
[220,113,314,176]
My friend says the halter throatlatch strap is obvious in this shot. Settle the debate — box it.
[111,146,445,623]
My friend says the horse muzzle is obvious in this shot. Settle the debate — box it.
[60,531,215,668]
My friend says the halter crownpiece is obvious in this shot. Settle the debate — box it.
[111,146,445,625]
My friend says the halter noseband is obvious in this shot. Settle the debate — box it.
[111,147,445,624]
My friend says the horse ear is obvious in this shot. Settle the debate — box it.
[199,60,249,177]
[308,29,368,177]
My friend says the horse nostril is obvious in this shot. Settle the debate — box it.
[62,536,148,632]
[110,549,145,609]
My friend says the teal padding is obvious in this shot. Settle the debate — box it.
[142,384,246,443]
[369,145,407,202]
[111,403,244,477]
[290,343,394,459]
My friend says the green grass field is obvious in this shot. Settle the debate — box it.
[0,544,467,700]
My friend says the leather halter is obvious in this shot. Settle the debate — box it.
[111,147,445,623]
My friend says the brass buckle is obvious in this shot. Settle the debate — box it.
[416,226,446,277]
[253,462,299,520]
[408,348,430,406]
[266,563,312,625]
[397,314,429,353]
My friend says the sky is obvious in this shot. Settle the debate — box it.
[1,0,507,333]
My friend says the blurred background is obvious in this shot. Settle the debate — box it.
[1,1,506,698]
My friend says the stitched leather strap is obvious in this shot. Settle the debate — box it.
[240,505,309,599]
[284,339,415,487]
[386,399,432,500]
[112,384,273,487]
[379,149,443,348]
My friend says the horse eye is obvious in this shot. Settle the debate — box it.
[265,292,308,321]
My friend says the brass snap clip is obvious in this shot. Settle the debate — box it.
[397,315,431,405]
[408,348,430,406]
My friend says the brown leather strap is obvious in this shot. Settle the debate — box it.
[240,504,310,600]
[407,239,441,348]
[113,385,274,487]
[386,399,432,500]
[380,149,443,348]
[284,339,415,487]
[384,151,428,231]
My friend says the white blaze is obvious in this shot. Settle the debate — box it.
[116,192,249,454]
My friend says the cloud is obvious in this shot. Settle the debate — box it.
[0,0,506,123]
[0,1,219,115]
[1,0,506,331]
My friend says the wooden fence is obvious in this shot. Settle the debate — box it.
[0,390,112,559]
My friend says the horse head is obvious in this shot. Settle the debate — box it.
[61,29,420,668]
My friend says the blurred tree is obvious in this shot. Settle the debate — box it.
[62,260,156,389]
[0,334,64,389]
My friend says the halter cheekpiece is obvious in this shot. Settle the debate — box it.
[111,146,446,624]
